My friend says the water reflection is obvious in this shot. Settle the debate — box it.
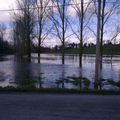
[55,66,65,88]
[0,54,120,90]
[14,62,36,88]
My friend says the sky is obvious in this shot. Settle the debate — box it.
[0,0,16,22]
[0,0,16,43]
[0,0,120,46]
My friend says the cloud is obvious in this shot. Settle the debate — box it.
[67,0,94,17]
[0,0,16,22]
[0,0,16,9]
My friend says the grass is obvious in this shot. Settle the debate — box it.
[0,86,120,95]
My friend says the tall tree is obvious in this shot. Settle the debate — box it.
[92,0,119,69]
[36,0,51,63]
[13,18,25,57]
[69,0,93,68]
[94,0,101,90]
[100,0,119,69]
[100,0,106,69]
[13,0,35,62]
[50,0,69,64]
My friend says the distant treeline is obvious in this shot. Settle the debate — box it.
[26,42,120,55]
[32,45,52,53]
[52,43,120,55]
[0,39,13,54]
[0,42,120,55]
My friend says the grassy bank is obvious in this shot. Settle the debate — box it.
[0,87,120,95]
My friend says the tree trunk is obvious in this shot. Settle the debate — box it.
[62,0,65,65]
[37,1,43,63]
[79,43,83,68]
[100,0,106,70]
[27,26,31,63]
[38,32,41,63]
[38,44,41,63]
[79,0,84,68]
[27,5,31,63]
[95,0,101,90]
[62,42,65,64]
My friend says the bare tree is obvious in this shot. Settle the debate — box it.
[49,0,70,64]
[100,0,119,69]
[108,26,120,60]
[100,0,106,69]
[13,0,35,62]
[36,0,51,63]
[92,0,119,69]
[69,0,93,68]
[13,18,25,57]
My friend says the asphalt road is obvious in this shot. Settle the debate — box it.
[0,93,120,120]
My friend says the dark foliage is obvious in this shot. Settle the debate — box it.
[0,39,13,54]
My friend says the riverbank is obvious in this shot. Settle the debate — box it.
[0,87,120,95]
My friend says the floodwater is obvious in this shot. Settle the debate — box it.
[0,54,120,90]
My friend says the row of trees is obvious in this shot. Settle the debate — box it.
[12,0,120,89]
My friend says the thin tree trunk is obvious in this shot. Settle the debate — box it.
[38,42,41,63]
[38,2,42,63]
[27,5,31,63]
[79,0,84,68]
[28,36,31,62]
[62,0,65,65]
[100,0,106,70]
[62,42,65,64]
[95,0,101,90]
[38,24,42,63]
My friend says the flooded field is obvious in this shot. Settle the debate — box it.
[0,54,120,90]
